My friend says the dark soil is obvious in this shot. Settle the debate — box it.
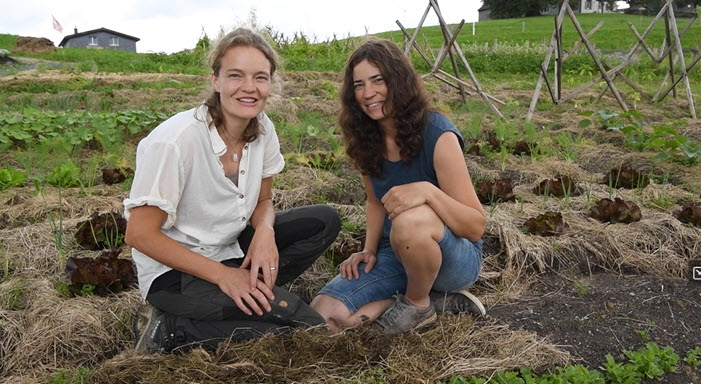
[489,272,701,383]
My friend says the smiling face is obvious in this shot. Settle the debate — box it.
[211,45,272,128]
[352,59,391,125]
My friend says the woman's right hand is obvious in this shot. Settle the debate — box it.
[216,266,274,316]
[340,250,377,280]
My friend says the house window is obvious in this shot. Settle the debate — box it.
[605,3,611,10]
[89,36,98,45]
[585,0,592,10]
[110,37,119,46]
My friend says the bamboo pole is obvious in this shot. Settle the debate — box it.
[565,3,628,111]
[401,3,432,55]
[663,0,677,98]
[396,21,434,67]
[540,62,557,103]
[428,0,504,118]
[652,15,696,63]
[555,0,565,102]
[527,3,568,121]
[666,3,696,119]
[657,52,701,101]
[562,21,604,61]
[436,19,467,103]
[594,3,670,103]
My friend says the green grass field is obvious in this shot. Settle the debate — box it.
[383,13,701,51]
[2,13,699,76]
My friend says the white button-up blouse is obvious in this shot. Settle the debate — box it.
[123,104,285,298]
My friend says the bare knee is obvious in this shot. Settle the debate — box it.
[390,205,443,247]
[311,294,354,332]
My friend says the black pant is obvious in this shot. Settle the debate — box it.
[146,204,341,349]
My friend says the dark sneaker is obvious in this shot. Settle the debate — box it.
[134,304,176,353]
[429,289,486,316]
[373,294,436,335]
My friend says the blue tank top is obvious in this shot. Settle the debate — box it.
[370,111,465,244]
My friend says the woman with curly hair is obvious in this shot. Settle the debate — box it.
[311,38,487,335]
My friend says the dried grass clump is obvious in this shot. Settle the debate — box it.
[485,202,701,295]
[0,309,23,374]
[0,186,126,229]
[94,317,568,384]
[2,278,141,377]
[266,93,300,124]
[1,220,119,277]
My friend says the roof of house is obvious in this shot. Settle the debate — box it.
[58,27,140,47]
[478,3,489,11]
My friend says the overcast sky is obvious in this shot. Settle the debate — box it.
[3,0,485,54]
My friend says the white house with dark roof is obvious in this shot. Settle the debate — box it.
[58,27,139,52]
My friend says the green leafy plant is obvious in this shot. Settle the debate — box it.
[292,150,339,170]
[602,353,643,384]
[0,168,27,189]
[555,364,605,383]
[464,115,484,141]
[553,132,580,162]
[47,162,83,188]
[1,247,8,282]
[574,279,590,298]
[46,366,95,384]
[685,347,701,368]
[624,343,679,379]
[578,109,701,165]
[0,109,168,152]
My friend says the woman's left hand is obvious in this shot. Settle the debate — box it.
[381,182,432,220]
[240,225,278,290]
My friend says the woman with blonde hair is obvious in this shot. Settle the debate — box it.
[125,28,340,352]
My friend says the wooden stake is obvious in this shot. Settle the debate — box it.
[527,4,568,121]
[664,2,677,98]
[555,0,565,102]
[562,21,604,61]
[566,4,628,111]
[666,3,696,119]
[402,3,432,55]
[428,0,504,118]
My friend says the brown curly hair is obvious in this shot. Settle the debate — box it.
[204,28,278,142]
[339,38,430,177]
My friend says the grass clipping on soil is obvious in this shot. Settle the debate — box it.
[485,199,700,292]
[0,279,141,379]
[95,317,568,384]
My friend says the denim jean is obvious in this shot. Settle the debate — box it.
[318,226,482,313]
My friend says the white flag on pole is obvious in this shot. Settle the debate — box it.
[52,15,63,33]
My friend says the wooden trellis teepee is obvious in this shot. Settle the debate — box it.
[527,0,698,121]
[396,0,505,119]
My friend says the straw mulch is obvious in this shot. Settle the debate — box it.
[0,279,141,383]
[92,317,569,384]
